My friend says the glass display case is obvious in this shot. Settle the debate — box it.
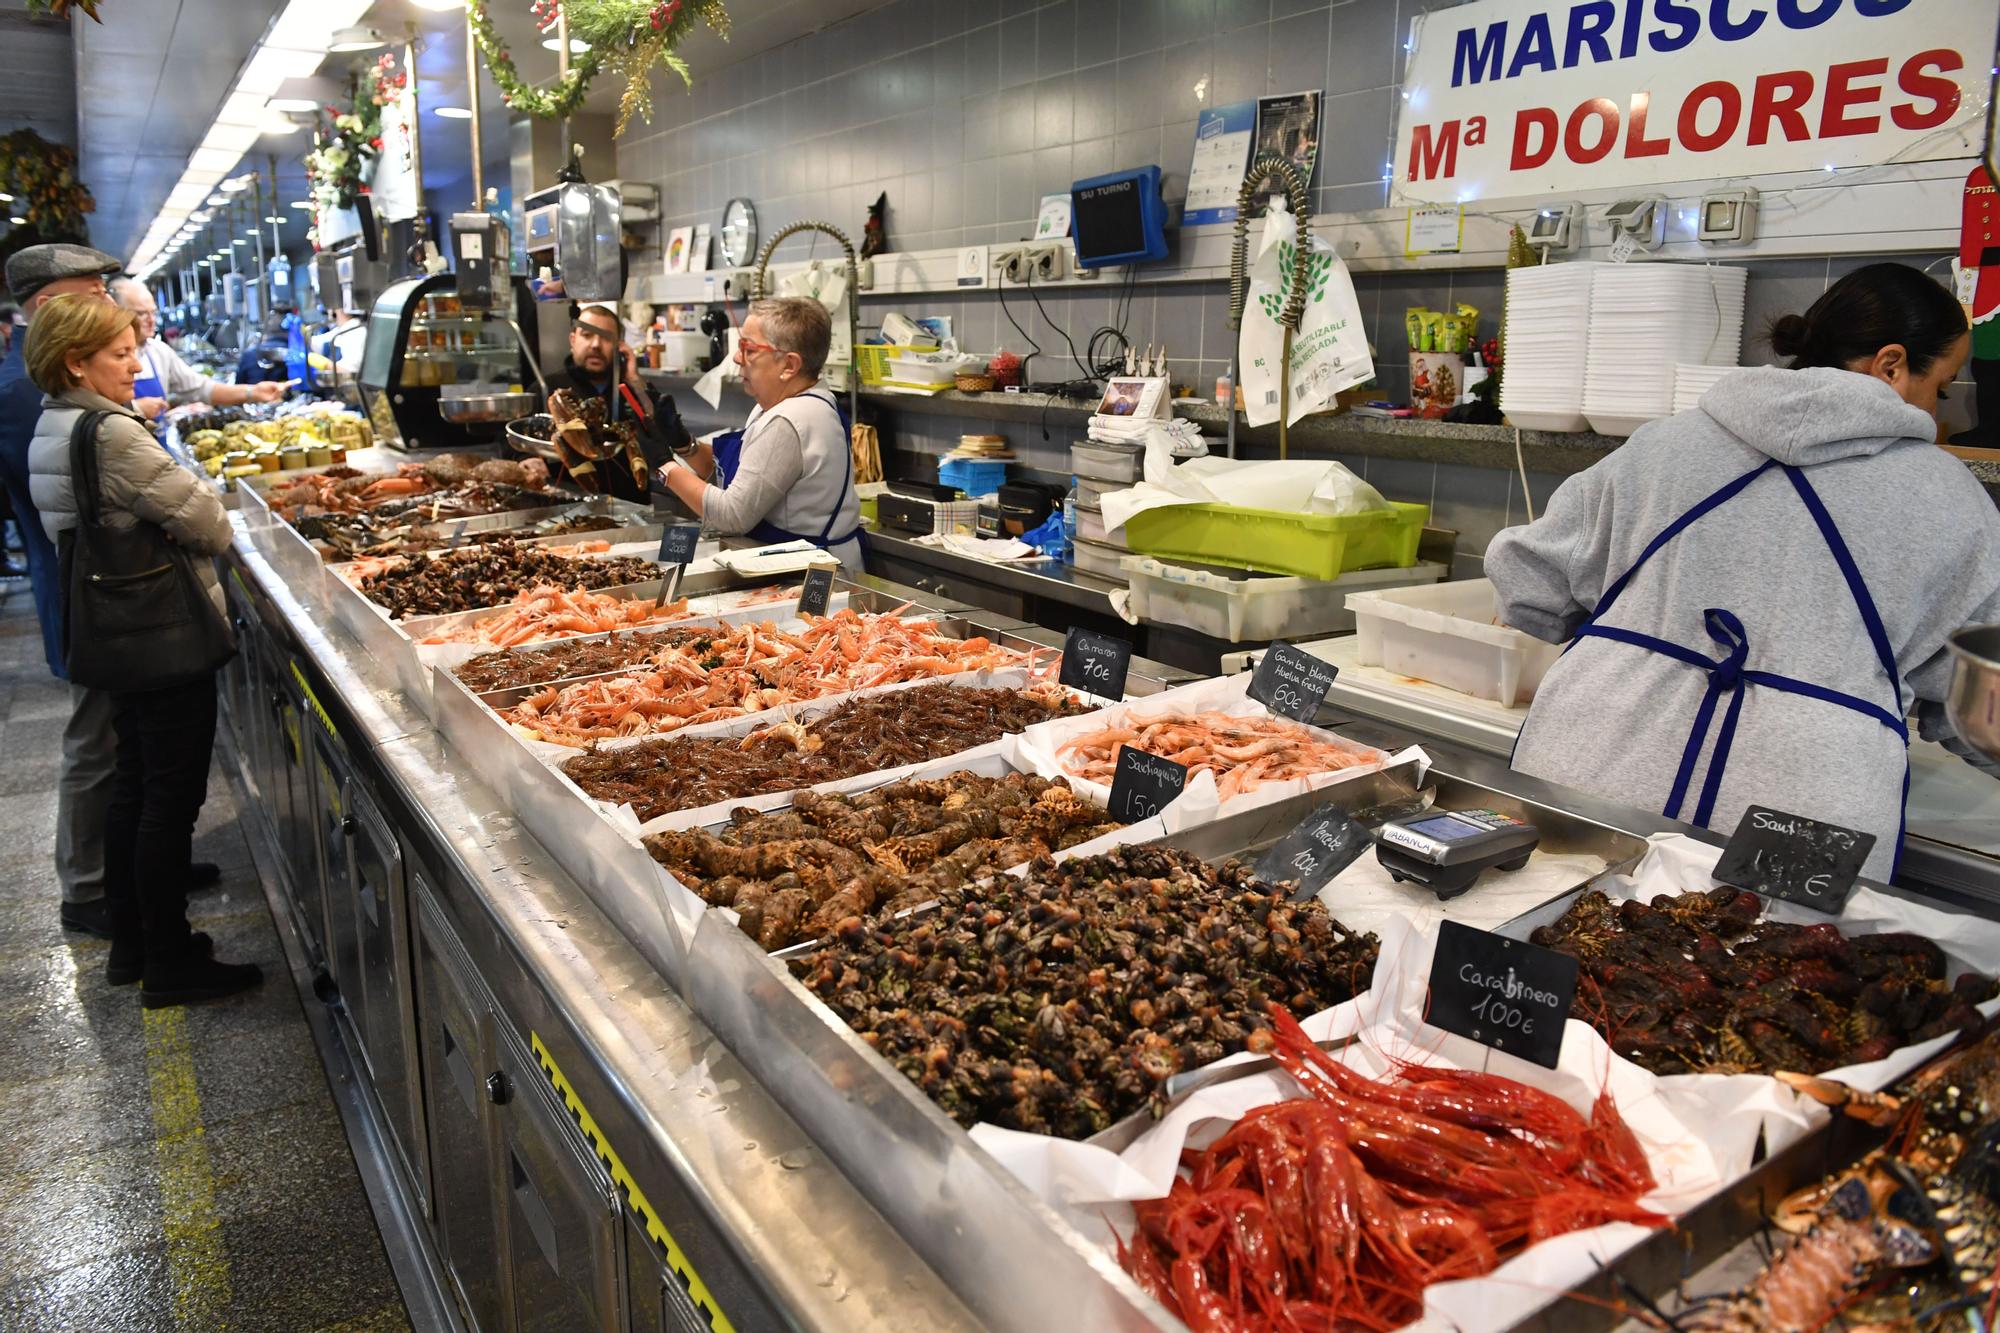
[358,275,543,452]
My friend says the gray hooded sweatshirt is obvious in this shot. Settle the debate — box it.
[1486,366,2000,880]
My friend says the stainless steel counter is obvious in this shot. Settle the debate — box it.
[222,524,983,1331]
[862,523,1119,617]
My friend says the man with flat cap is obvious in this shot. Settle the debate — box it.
[0,243,225,938]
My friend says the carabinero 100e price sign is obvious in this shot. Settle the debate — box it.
[1424,920,1579,1068]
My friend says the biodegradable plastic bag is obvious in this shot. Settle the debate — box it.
[1240,201,1373,428]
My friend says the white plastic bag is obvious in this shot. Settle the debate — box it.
[1240,201,1373,428]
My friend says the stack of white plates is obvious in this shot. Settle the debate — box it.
[1582,265,1747,436]
[1672,362,1741,414]
[1499,263,1602,432]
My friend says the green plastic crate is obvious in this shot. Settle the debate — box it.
[1123,501,1429,580]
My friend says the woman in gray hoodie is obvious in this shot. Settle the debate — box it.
[1487,264,2000,882]
[24,293,261,1007]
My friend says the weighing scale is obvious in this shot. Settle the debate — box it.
[1373,809,1541,899]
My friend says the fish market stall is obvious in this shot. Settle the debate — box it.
[215,438,2000,1332]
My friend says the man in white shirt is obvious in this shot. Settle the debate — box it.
[111,279,284,425]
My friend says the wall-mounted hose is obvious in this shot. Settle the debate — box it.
[1227,156,1314,333]
[751,220,862,430]
[1224,156,1316,459]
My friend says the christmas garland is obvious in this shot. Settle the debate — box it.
[0,130,95,237]
[469,0,730,136]
[304,54,403,217]
[25,1,104,19]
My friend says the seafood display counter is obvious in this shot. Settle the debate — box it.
[217,451,2000,1333]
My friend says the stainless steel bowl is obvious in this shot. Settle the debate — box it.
[436,391,540,424]
[1945,623,2000,764]
[504,413,561,462]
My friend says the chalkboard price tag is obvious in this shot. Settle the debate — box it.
[657,523,701,565]
[1254,806,1371,900]
[796,566,837,618]
[1248,642,1338,724]
[1712,805,1874,915]
[1424,920,1578,1069]
[1059,627,1133,700]
[1106,745,1186,823]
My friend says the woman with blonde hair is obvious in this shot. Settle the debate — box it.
[24,293,260,1007]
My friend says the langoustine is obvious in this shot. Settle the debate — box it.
[1056,710,1384,798]
[504,609,1042,746]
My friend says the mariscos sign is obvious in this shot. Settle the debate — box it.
[1392,0,1994,204]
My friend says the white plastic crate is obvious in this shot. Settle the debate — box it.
[1345,578,1562,707]
[1123,556,1447,643]
[1069,536,1130,580]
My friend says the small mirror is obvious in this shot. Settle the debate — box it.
[720,197,757,268]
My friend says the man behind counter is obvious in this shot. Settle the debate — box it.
[555,301,691,506]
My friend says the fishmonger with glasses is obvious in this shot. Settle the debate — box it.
[556,300,692,506]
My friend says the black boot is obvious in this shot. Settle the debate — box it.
[59,898,115,939]
[141,946,262,1009]
[1949,357,2000,446]
[108,932,213,987]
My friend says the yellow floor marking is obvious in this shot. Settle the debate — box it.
[143,1005,232,1330]
[309,1303,411,1333]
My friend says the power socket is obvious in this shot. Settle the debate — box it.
[1026,241,1065,282]
[992,247,1030,283]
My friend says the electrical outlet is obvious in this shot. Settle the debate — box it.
[1027,241,1065,282]
[855,258,875,290]
[992,247,1029,283]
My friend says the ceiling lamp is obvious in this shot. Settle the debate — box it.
[260,114,303,136]
[409,0,467,9]
[220,175,252,193]
[433,106,472,119]
[206,193,228,206]
[327,25,386,52]
[264,215,287,224]
[0,193,13,203]
[290,200,314,210]
[541,37,590,53]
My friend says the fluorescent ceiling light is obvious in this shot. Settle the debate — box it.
[290,200,314,210]
[433,106,472,119]
[216,90,269,127]
[260,115,303,136]
[235,239,251,247]
[268,97,319,113]
[0,193,15,204]
[542,37,590,53]
[165,183,208,210]
[200,124,261,155]
[410,0,467,9]
[327,25,386,52]
[190,147,247,177]
[238,44,322,96]
[266,0,370,52]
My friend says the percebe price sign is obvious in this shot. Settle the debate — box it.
[1254,807,1371,900]
[1107,745,1187,823]
[1059,627,1132,701]
[1248,642,1338,724]
[1712,805,1874,915]
[1424,921,1578,1069]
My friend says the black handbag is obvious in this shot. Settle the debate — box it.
[59,408,235,690]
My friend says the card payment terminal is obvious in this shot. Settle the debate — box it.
[1373,809,1541,900]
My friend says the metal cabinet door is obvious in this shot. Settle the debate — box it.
[310,729,352,981]
[414,886,506,1333]
[623,1211,715,1333]
[219,582,251,737]
[493,1028,624,1333]
[342,781,425,1204]
[276,684,327,960]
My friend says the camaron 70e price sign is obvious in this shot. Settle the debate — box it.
[1059,627,1132,700]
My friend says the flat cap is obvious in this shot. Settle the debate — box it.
[5,242,121,303]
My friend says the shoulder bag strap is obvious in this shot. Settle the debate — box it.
[66,409,110,528]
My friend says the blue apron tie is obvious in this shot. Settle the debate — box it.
[133,350,168,437]
[1551,460,1910,869]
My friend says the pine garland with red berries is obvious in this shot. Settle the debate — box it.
[468,0,729,135]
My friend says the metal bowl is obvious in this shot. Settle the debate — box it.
[437,391,540,424]
[1945,623,2000,764]
[505,413,561,462]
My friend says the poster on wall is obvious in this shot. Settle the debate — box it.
[1392,0,1999,206]
[1250,91,1323,217]
[665,225,694,274]
[1184,99,1258,225]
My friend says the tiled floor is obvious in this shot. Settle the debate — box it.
[0,573,412,1332]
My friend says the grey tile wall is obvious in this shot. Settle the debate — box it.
[622,2,1970,561]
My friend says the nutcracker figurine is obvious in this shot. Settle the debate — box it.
[1952,164,2000,446]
